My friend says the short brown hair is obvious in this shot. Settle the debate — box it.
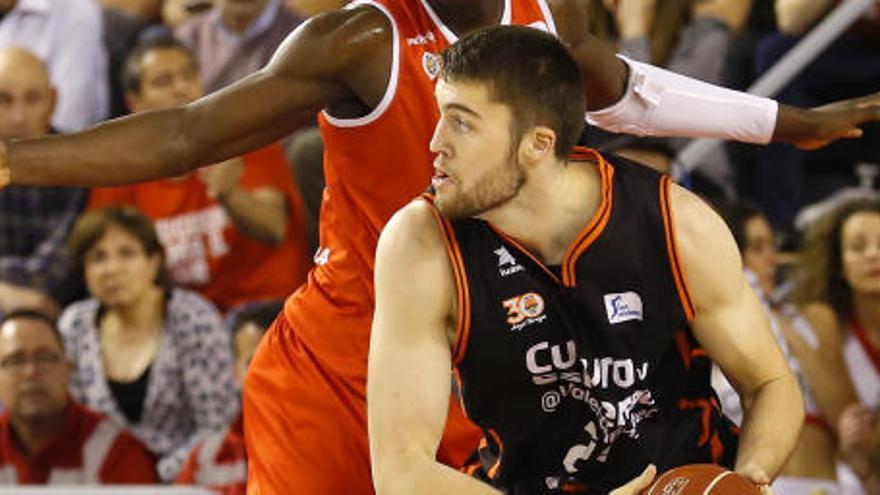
[68,206,170,289]
[440,25,586,159]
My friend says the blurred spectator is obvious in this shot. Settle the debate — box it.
[163,0,214,28]
[176,300,281,494]
[89,36,311,311]
[789,195,880,495]
[752,0,880,231]
[0,0,109,132]
[59,206,238,481]
[0,47,86,318]
[102,7,150,119]
[712,201,852,495]
[99,0,162,21]
[0,309,157,484]
[175,0,302,93]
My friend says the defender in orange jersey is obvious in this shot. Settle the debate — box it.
[2,0,880,493]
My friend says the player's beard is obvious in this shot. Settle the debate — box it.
[435,146,525,220]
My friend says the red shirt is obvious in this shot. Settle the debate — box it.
[176,415,246,495]
[88,143,311,311]
[0,399,157,484]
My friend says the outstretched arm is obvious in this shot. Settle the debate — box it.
[669,184,803,484]
[368,200,501,495]
[0,6,387,187]
[548,0,880,149]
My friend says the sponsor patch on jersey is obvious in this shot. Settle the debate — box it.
[603,291,643,324]
[406,31,436,46]
[495,246,524,277]
[422,52,440,80]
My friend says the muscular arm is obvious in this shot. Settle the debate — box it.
[368,201,501,495]
[2,7,388,187]
[670,184,803,483]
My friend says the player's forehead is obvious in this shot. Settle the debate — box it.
[435,78,496,115]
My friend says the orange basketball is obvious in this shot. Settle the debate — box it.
[641,464,762,495]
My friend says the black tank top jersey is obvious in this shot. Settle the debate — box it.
[426,148,739,494]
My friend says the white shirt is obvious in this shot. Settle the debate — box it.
[0,0,109,131]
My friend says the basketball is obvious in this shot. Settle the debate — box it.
[642,464,762,495]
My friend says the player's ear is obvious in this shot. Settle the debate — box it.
[522,126,556,163]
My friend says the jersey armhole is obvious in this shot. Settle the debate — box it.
[659,176,696,322]
[535,0,559,35]
[422,195,472,366]
[321,0,401,128]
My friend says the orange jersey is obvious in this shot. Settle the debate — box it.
[88,143,311,311]
[284,0,558,385]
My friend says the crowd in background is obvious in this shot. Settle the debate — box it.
[0,0,877,493]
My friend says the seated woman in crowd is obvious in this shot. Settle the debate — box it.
[789,195,880,495]
[714,201,856,495]
[58,206,238,481]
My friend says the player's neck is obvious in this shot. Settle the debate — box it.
[426,0,505,35]
[481,160,602,266]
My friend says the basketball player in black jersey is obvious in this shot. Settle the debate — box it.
[368,26,801,495]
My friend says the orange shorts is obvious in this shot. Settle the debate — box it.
[243,313,481,494]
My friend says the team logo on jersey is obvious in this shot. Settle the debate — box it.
[503,292,547,331]
[407,32,436,46]
[495,246,524,276]
[422,52,441,80]
[603,291,643,324]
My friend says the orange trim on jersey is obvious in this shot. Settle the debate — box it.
[485,428,504,480]
[423,196,473,366]
[674,330,692,370]
[678,398,713,446]
[562,149,614,286]
[659,176,696,321]
[452,367,470,418]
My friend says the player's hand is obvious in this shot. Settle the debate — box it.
[736,463,772,494]
[610,464,656,495]
[786,92,880,150]
[198,157,244,199]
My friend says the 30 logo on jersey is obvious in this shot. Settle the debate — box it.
[503,292,547,331]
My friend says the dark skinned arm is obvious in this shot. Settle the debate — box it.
[548,0,880,150]
[1,6,390,187]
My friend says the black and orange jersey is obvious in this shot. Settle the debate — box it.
[427,148,739,494]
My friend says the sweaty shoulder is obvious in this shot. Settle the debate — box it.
[268,5,393,104]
